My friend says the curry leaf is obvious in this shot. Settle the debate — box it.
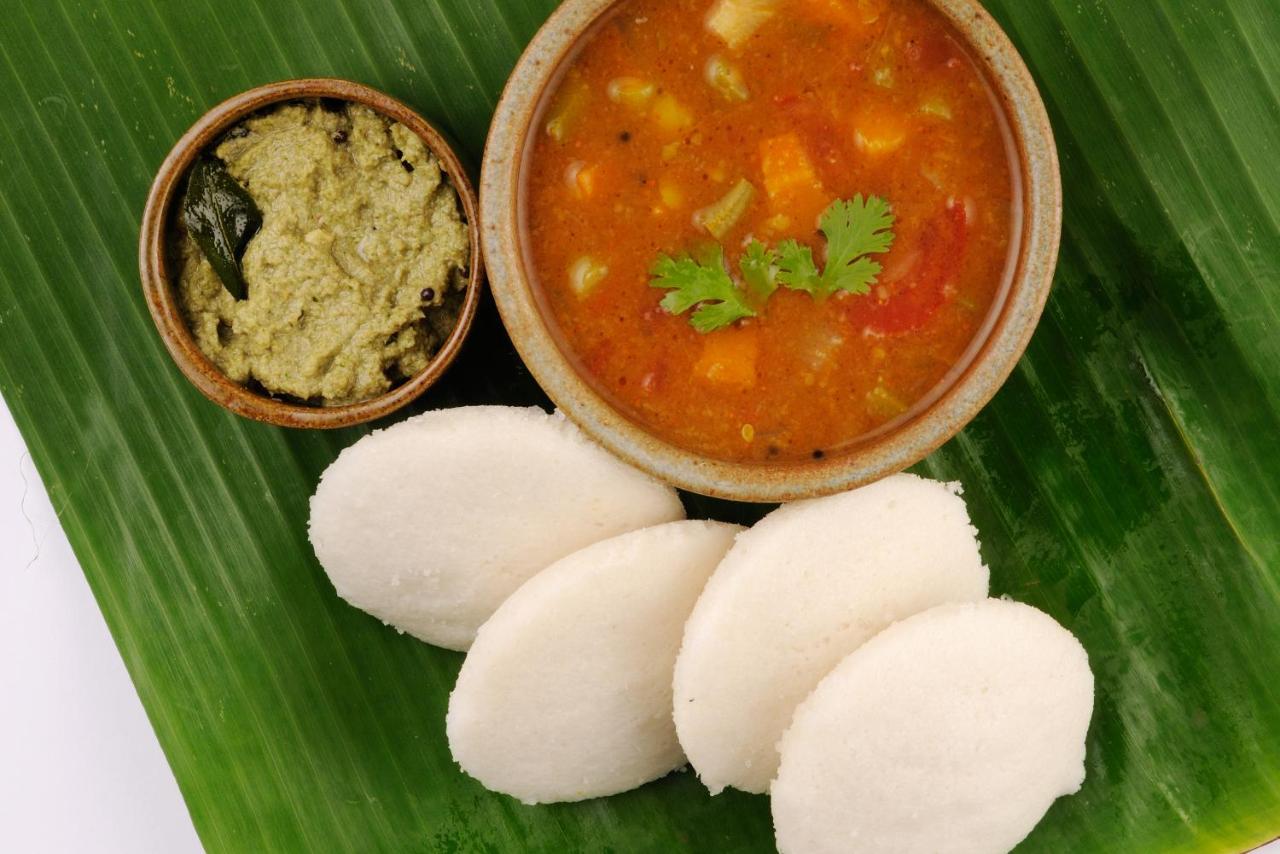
[182,156,262,300]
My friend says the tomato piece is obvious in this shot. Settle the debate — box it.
[845,200,969,336]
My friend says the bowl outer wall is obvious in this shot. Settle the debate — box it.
[480,0,1061,502]
[139,78,485,430]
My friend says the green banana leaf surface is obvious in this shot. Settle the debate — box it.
[1,0,1278,851]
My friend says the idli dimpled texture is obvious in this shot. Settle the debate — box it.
[772,599,1094,854]
[446,520,742,804]
[673,473,989,794]
[308,406,684,650]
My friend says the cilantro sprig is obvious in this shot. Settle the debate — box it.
[776,196,896,298]
[650,195,896,333]
[651,245,756,334]
[739,239,779,301]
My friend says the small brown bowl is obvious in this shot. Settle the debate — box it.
[139,78,484,429]
[482,0,1062,502]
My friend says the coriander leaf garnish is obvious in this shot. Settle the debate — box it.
[815,194,896,297]
[650,245,756,334]
[649,195,895,332]
[740,239,779,300]
[775,239,821,294]
[688,295,757,333]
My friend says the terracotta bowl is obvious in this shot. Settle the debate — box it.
[139,78,483,429]
[482,0,1061,502]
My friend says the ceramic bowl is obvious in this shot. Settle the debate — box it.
[139,78,483,429]
[481,0,1061,502]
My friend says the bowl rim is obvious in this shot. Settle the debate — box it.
[138,77,484,430]
[482,0,1062,502]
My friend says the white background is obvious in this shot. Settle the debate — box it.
[0,398,201,854]
[1,393,1276,854]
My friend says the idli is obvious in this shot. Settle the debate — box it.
[446,520,741,804]
[772,599,1094,854]
[673,473,988,794]
[309,406,684,650]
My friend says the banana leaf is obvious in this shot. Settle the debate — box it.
[1,0,1277,851]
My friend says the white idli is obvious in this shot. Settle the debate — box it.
[673,473,988,794]
[446,520,741,804]
[308,406,684,651]
[772,599,1094,854]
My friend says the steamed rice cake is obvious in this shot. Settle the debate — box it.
[673,473,988,794]
[446,521,741,803]
[308,406,684,650]
[772,599,1094,854]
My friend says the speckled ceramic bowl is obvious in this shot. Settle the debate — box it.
[482,0,1061,502]
[140,78,483,429]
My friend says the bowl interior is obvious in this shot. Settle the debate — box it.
[516,6,1025,457]
[483,0,1061,502]
[140,78,484,430]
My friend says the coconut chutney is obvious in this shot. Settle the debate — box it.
[174,100,469,405]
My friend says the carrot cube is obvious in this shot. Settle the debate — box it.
[760,134,823,202]
[694,327,759,386]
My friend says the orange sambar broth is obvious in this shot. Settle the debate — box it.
[522,0,1019,464]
